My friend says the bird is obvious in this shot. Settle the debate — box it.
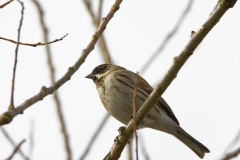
[86,64,210,159]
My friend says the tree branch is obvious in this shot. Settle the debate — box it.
[103,0,237,159]
[0,127,28,160]
[6,139,26,160]
[0,34,68,47]
[0,0,13,9]
[9,0,24,111]
[0,0,123,126]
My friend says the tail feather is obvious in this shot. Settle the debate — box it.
[175,127,210,159]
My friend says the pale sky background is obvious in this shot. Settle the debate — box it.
[0,0,240,160]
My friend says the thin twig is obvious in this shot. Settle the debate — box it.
[221,130,240,160]
[6,139,26,160]
[79,113,110,160]
[103,1,237,159]
[0,34,68,47]
[140,0,194,74]
[132,72,139,160]
[83,0,112,63]
[9,0,24,110]
[0,0,13,9]
[0,127,28,159]
[222,147,240,160]
[31,0,71,159]
[0,0,123,126]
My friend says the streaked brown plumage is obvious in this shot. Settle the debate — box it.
[86,64,210,159]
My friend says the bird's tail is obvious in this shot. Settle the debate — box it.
[174,127,210,159]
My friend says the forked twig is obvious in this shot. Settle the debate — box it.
[9,0,24,110]
[6,139,26,160]
[0,127,28,159]
[0,34,68,47]
[0,0,123,126]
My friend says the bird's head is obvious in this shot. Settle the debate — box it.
[86,64,125,82]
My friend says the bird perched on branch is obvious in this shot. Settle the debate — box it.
[86,64,210,159]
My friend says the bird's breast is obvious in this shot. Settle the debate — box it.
[97,73,135,125]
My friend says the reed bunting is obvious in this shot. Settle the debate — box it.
[86,64,210,158]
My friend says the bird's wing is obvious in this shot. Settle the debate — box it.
[136,72,180,125]
[116,70,179,125]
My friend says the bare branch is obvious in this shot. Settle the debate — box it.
[9,0,24,111]
[0,34,68,47]
[0,127,28,160]
[140,0,194,74]
[0,0,123,125]
[79,113,110,160]
[83,0,112,63]
[0,0,13,9]
[6,139,26,160]
[103,0,237,159]
[31,0,72,159]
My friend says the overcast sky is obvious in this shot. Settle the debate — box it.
[0,0,240,160]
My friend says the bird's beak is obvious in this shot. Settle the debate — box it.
[85,73,93,79]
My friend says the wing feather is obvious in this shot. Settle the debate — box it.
[117,69,180,125]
